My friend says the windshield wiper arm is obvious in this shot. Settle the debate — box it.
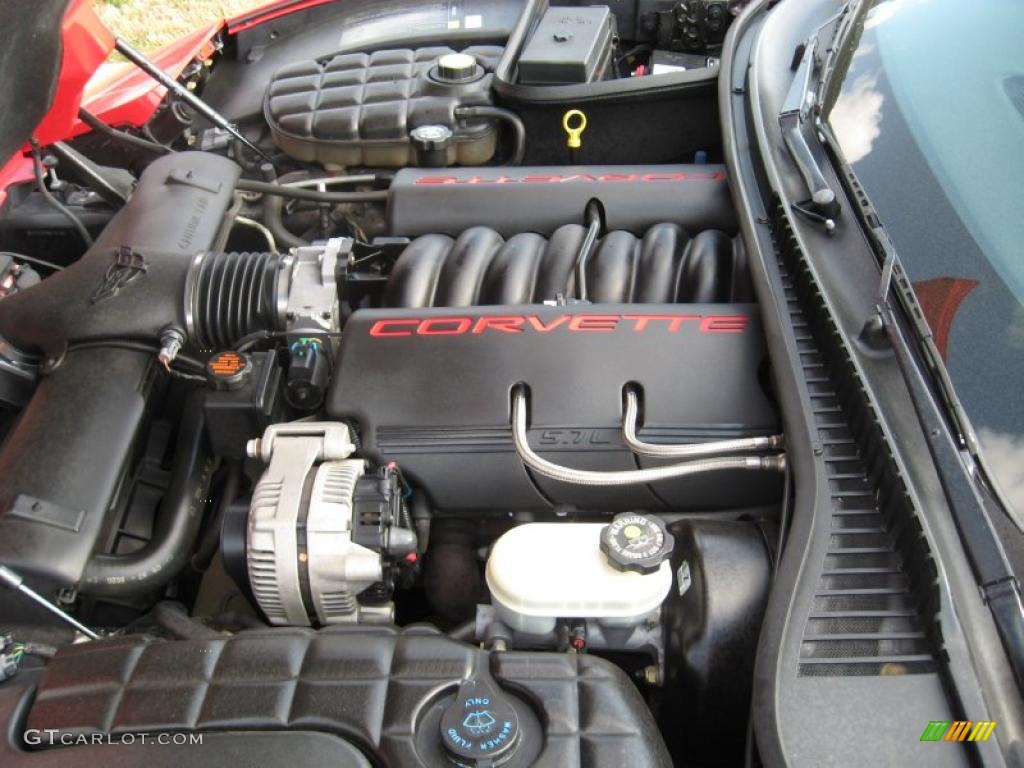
[780,39,836,209]
[779,6,851,229]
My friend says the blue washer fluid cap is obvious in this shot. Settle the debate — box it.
[440,678,520,766]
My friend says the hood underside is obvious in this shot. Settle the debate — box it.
[0,0,74,166]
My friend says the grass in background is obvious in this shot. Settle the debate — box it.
[97,0,267,52]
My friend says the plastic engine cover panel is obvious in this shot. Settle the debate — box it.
[328,304,779,512]
[16,626,671,767]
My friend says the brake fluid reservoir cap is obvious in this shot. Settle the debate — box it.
[435,52,481,83]
[440,678,520,766]
[600,512,675,575]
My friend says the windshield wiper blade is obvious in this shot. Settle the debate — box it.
[817,0,867,112]
[873,222,1024,534]
[877,293,1024,688]
[865,218,1024,681]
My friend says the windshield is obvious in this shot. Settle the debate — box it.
[825,0,1024,518]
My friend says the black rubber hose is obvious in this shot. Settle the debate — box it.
[261,195,307,249]
[152,601,223,640]
[29,140,94,247]
[235,178,389,203]
[80,392,214,597]
[78,108,171,155]
[455,106,526,165]
[259,164,308,249]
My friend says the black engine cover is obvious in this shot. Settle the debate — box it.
[328,304,778,512]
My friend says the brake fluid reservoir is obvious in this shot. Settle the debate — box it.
[485,516,674,635]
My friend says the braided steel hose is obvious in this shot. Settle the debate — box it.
[622,389,784,459]
[512,389,785,486]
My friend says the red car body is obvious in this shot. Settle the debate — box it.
[0,0,333,206]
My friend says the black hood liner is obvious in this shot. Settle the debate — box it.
[0,0,71,168]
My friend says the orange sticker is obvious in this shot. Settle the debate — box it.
[208,351,247,377]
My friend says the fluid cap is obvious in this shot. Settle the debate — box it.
[411,124,454,149]
[205,350,252,391]
[435,52,480,83]
[410,124,454,168]
[440,678,520,767]
[600,512,674,575]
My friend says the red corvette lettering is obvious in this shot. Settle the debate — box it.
[368,319,419,337]
[700,315,749,333]
[526,315,571,332]
[568,314,619,332]
[622,314,700,332]
[370,314,749,337]
[417,317,473,335]
[473,316,525,334]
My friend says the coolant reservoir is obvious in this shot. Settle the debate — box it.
[265,46,502,167]
[485,519,674,635]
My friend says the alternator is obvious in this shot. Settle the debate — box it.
[245,422,415,625]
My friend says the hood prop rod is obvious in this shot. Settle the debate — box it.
[0,564,100,640]
[114,37,274,165]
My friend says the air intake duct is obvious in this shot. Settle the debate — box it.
[184,251,288,350]
[0,152,242,356]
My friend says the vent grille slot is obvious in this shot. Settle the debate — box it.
[249,547,286,621]
[318,462,361,505]
[319,590,358,620]
[771,205,940,677]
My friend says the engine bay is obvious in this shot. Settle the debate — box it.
[0,2,786,765]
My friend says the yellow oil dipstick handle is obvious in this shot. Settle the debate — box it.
[562,109,587,149]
